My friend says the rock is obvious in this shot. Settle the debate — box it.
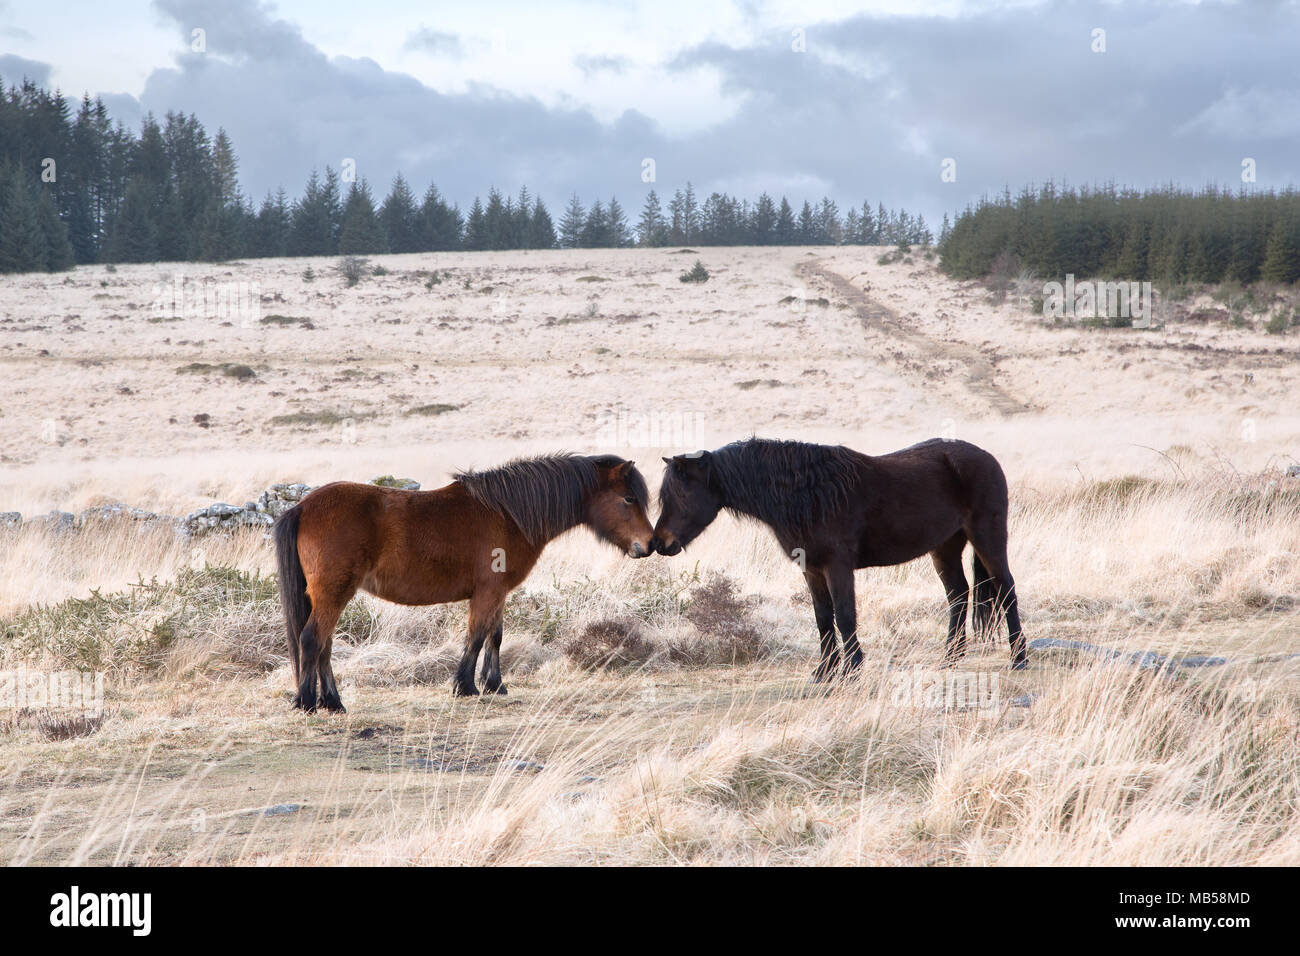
[1287,464,1300,478]
[256,482,313,518]
[36,510,77,533]
[1169,654,1228,668]
[370,475,420,490]
[261,803,301,816]
[0,512,21,530]
[182,482,316,536]
[505,759,545,774]
[1027,637,1228,671]
[76,502,169,527]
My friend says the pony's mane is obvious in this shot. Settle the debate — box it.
[455,453,647,545]
[665,438,865,535]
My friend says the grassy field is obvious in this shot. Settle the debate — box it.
[2,247,1298,865]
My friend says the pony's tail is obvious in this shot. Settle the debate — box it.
[274,505,311,677]
[971,553,996,641]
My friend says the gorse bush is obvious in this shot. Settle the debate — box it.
[337,255,369,287]
[0,566,379,676]
[679,259,710,283]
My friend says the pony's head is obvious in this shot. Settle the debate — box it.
[652,451,722,556]
[586,457,654,558]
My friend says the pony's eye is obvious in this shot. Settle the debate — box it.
[623,496,636,505]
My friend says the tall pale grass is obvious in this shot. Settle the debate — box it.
[2,468,1297,865]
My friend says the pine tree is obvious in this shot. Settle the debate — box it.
[581,199,607,247]
[254,188,291,258]
[607,196,630,247]
[463,196,488,251]
[636,190,666,246]
[338,179,388,254]
[290,168,337,257]
[380,174,420,253]
[513,186,533,248]
[0,167,49,271]
[751,193,776,245]
[558,193,585,248]
[859,201,876,243]
[774,197,797,245]
[528,197,556,249]
[36,180,75,270]
[111,177,159,263]
[797,201,816,244]
[419,183,462,250]
[1261,219,1300,284]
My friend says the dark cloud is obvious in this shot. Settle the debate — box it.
[85,0,1300,226]
[664,0,1300,220]
[130,0,660,208]
[0,53,50,86]
[404,28,466,59]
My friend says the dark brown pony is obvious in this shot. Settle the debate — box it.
[275,454,654,711]
[652,438,1026,677]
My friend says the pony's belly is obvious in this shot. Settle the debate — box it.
[856,532,954,567]
[360,570,473,607]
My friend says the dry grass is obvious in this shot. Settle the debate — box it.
[2,248,1298,865]
[1,470,1298,866]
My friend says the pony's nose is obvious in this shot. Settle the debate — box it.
[654,537,682,556]
[629,540,649,558]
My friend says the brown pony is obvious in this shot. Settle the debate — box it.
[274,454,653,711]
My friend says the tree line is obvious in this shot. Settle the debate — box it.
[938,182,1300,285]
[0,76,937,273]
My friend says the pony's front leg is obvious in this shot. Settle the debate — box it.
[827,564,863,674]
[455,591,505,697]
[479,622,507,694]
[804,569,840,681]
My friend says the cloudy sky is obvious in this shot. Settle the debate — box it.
[2,0,1297,225]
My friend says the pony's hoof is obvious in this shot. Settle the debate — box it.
[483,683,508,695]
[453,683,480,697]
[322,700,347,714]
[1010,657,1029,671]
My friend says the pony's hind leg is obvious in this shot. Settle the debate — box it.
[970,553,996,643]
[479,623,507,694]
[295,598,348,713]
[804,569,840,682]
[317,628,346,713]
[930,531,970,665]
[967,515,1027,670]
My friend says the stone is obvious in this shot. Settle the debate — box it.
[76,503,169,527]
[37,510,77,533]
[255,482,313,518]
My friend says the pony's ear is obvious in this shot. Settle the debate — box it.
[609,459,633,480]
[673,451,710,478]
